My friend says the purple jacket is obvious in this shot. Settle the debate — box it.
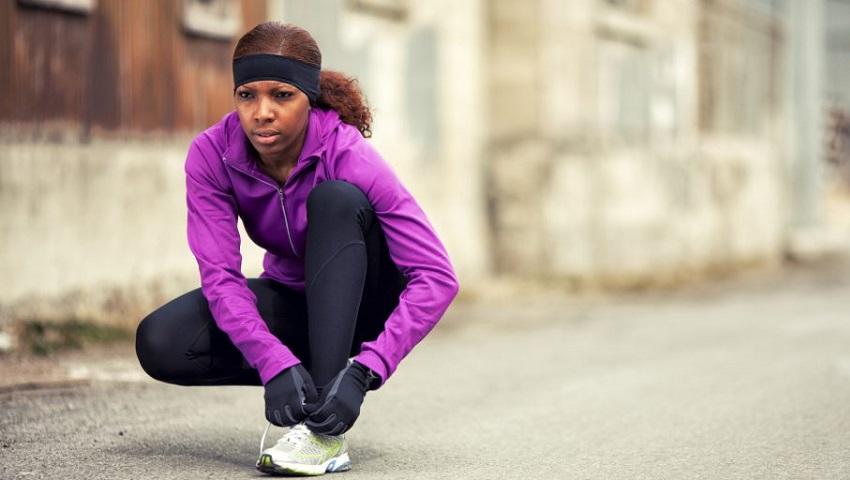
[184,107,460,387]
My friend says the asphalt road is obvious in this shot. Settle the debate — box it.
[2,263,850,479]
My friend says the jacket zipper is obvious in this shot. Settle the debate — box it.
[221,155,301,258]
[276,187,300,257]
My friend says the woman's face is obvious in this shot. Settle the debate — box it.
[234,80,310,164]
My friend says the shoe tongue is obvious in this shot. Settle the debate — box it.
[292,424,309,433]
[275,425,308,446]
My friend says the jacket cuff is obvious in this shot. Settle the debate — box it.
[257,346,302,385]
[352,350,388,390]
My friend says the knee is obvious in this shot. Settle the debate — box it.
[306,180,371,220]
[135,312,179,383]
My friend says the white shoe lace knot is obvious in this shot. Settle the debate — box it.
[280,423,311,444]
[258,422,312,458]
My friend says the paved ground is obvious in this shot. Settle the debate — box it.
[2,262,850,479]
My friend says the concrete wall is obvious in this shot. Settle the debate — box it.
[276,0,492,284]
[0,0,270,330]
[0,0,492,329]
[1,0,844,334]
[0,136,277,328]
[486,0,791,288]
[827,0,850,107]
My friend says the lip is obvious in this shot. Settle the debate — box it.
[253,130,280,145]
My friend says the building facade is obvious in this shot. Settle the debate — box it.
[0,0,268,328]
[486,0,789,287]
[1,0,846,331]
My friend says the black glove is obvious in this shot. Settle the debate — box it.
[305,360,379,435]
[264,363,319,427]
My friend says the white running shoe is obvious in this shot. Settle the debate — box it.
[256,422,351,476]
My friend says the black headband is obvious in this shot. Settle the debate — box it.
[232,53,321,103]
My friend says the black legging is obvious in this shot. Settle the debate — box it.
[135,180,408,388]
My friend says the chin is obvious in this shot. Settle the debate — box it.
[255,143,283,157]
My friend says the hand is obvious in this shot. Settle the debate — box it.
[305,361,376,435]
[264,363,319,427]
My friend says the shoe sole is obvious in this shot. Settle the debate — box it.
[256,451,351,476]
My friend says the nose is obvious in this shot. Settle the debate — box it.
[255,97,274,123]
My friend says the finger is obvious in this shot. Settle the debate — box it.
[273,409,284,427]
[302,400,320,416]
[305,405,330,425]
[308,396,331,417]
[305,411,331,428]
[326,422,346,436]
[305,412,337,430]
[291,367,306,404]
[299,386,320,416]
[284,404,300,424]
[303,378,319,404]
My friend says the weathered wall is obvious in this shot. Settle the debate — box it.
[0,0,267,328]
[486,0,790,288]
[2,140,186,328]
[0,0,491,329]
[1,0,842,334]
[276,0,491,285]
[0,0,266,137]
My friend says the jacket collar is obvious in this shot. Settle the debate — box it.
[221,107,341,177]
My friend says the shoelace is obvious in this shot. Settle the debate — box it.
[280,424,312,444]
[258,359,360,459]
[258,422,315,458]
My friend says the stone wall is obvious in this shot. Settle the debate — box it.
[1,0,842,337]
[0,0,492,331]
[280,0,492,283]
[486,0,791,288]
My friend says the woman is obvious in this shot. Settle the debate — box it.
[134,21,460,476]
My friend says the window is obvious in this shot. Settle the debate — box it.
[17,0,95,14]
[698,5,778,135]
[600,0,650,14]
[344,0,408,22]
[596,39,652,144]
[182,0,241,40]
[595,0,654,144]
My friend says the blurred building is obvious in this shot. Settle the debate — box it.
[0,0,268,327]
[299,0,847,288]
[1,0,848,330]
[488,0,790,286]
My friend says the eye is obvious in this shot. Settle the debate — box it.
[275,91,293,99]
[237,90,253,99]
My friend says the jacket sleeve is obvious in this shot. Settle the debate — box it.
[334,140,461,389]
[184,137,301,385]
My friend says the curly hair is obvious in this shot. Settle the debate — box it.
[233,21,373,138]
